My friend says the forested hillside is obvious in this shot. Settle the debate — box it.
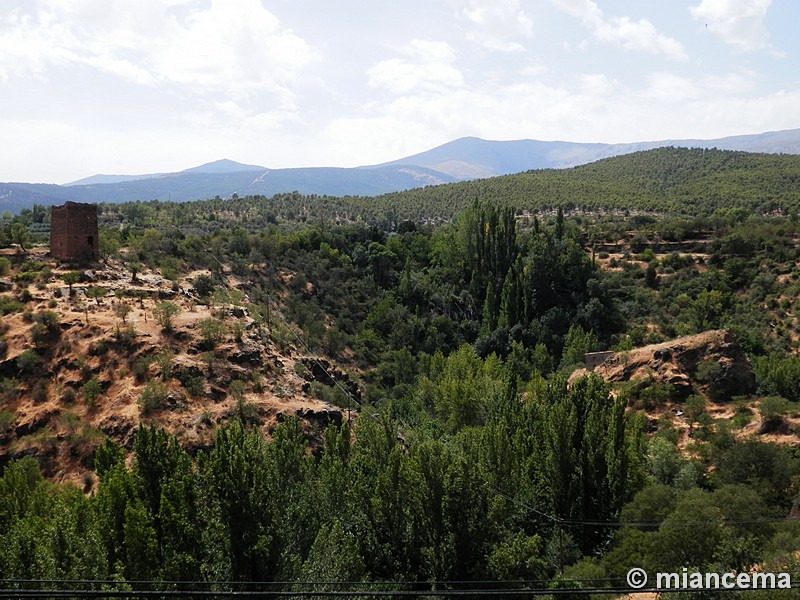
[77,147,800,229]
[371,148,800,221]
[1,151,800,597]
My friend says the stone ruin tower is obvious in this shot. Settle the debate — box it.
[50,202,99,263]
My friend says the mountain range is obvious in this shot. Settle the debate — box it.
[2,128,800,213]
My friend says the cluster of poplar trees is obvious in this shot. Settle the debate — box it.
[1,370,635,587]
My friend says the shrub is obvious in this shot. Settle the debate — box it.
[684,394,706,428]
[155,351,174,380]
[161,266,180,282]
[193,274,215,299]
[132,356,153,383]
[88,339,109,356]
[115,303,132,323]
[30,323,49,348]
[153,301,180,331]
[199,318,225,348]
[230,380,258,424]
[112,325,136,347]
[639,383,675,411]
[61,387,77,404]
[16,349,42,375]
[34,310,60,330]
[138,380,168,415]
[753,354,800,403]
[251,372,264,394]
[32,380,48,403]
[695,359,728,402]
[231,320,245,343]
[760,395,790,420]
[82,377,103,407]
[0,378,19,403]
[181,375,205,398]
[0,409,15,433]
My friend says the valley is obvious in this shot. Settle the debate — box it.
[2,147,800,596]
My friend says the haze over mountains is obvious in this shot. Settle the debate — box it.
[2,128,800,213]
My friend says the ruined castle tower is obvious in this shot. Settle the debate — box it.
[50,202,99,262]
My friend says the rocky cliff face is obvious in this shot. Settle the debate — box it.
[578,329,756,401]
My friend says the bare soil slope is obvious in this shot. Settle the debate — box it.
[0,249,354,488]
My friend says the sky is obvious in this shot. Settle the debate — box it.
[1,0,799,183]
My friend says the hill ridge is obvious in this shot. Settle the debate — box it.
[3,128,800,213]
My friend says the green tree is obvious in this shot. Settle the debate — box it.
[422,344,508,433]
[94,439,125,478]
[153,301,180,332]
[533,374,637,554]
[653,489,723,571]
[128,261,142,283]
[192,274,215,299]
[10,223,29,252]
[82,376,103,407]
[86,286,107,304]
[300,521,365,583]
[123,500,160,580]
[138,380,168,415]
[115,303,132,323]
[62,271,81,295]
[198,420,273,580]
[199,318,225,348]
[15,350,42,375]
[560,324,598,369]
[683,395,706,431]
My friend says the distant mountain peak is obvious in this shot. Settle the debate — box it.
[182,159,266,174]
[7,128,800,213]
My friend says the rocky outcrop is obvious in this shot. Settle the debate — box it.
[294,407,343,428]
[298,357,361,403]
[575,329,756,401]
[97,414,138,449]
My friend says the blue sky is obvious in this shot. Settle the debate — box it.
[1,0,798,183]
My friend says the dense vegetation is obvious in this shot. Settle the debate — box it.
[93,147,800,227]
[3,149,800,596]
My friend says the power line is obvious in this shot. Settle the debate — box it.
[2,583,798,598]
[487,485,800,529]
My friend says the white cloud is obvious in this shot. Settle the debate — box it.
[154,0,315,90]
[456,0,534,52]
[0,9,78,82]
[317,61,800,169]
[643,72,700,102]
[0,1,316,93]
[578,73,616,96]
[0,0,319,150]
[595,16,687,59]
[367,40,464,94]
[690,0,773,51]
[1,2,798,182]
[548,0,687,60]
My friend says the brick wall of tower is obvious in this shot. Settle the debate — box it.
[50,202,99,262]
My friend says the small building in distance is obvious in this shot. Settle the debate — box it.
[50,202,99,263]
